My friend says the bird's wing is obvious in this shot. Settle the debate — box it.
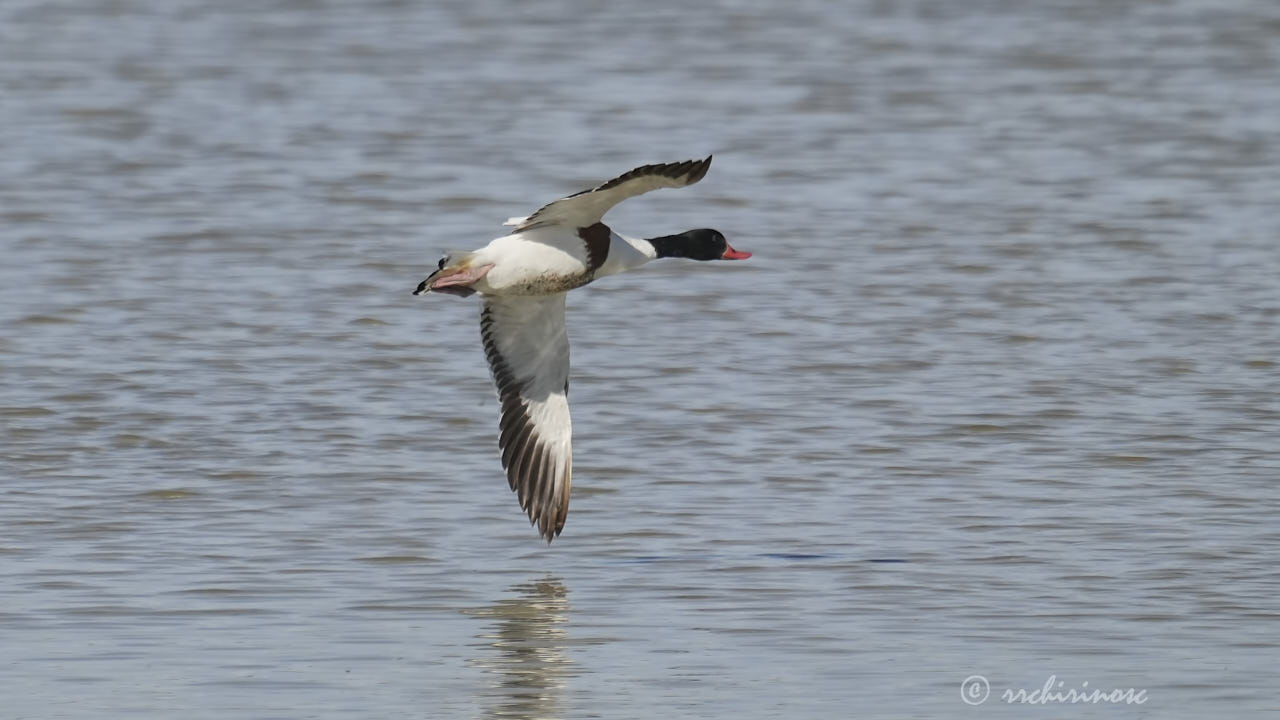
[510,156,712,232]
[480,294,573,541]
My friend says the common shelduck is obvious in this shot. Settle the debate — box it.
[413,156,750,542]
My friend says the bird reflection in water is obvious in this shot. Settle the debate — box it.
[466,577,571,720]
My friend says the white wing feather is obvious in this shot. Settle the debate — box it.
[510,156,712,232]
[479,294,573,541]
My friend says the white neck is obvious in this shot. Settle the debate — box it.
[593,233,657,278]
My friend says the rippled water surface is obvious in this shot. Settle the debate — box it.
[3,1,1279,717]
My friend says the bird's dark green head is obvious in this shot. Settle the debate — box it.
[648,229,751,261]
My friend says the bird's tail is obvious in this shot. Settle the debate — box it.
[413,250,486,297]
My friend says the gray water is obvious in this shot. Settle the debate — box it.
[3,0,1279,717]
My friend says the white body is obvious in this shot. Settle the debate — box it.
[467,228,657,295]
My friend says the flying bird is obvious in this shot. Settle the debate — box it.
[413,156,749,541]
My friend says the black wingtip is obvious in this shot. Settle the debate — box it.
[684,155,712,185]
[530,515,556,544]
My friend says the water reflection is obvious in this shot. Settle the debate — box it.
[467,578,572,720]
